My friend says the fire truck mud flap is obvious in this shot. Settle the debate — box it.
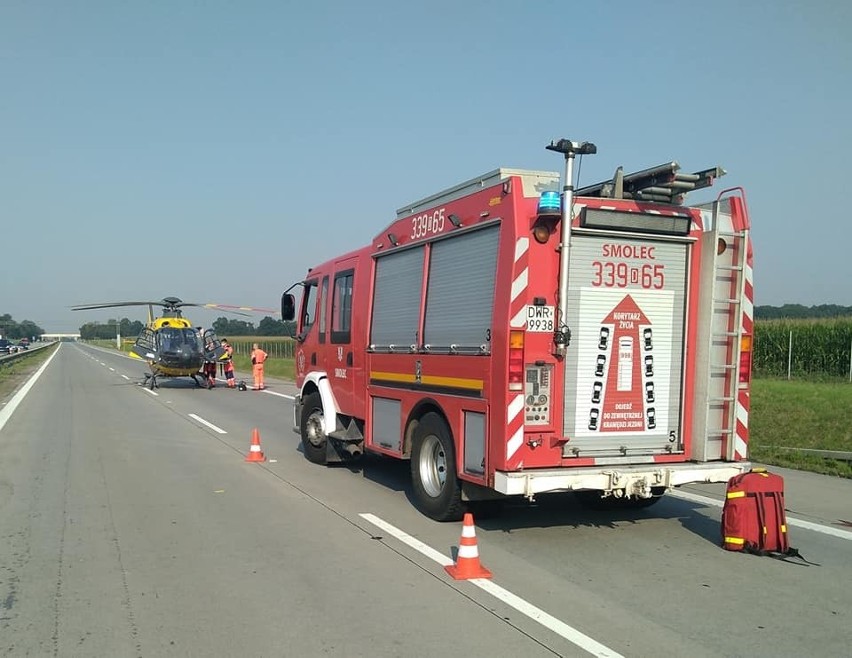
[492,462,751,499]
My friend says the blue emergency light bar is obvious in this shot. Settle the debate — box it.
[537,191,561,214]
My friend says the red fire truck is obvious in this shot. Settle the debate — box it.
[281,138,753,521]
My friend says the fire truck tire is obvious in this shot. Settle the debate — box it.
[300,391,328,465]
[410,413,464,522]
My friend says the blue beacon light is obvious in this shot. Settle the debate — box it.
[537,191,561,215]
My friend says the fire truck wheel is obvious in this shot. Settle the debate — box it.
[300,391,327,465]
[410,413,464,522]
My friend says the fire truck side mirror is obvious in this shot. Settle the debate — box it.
[281,293,296,322]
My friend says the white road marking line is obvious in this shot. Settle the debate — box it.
[122,375,130,380]
[188,413,227,434]
[0,345,61,432]
[142,388,159,396]
[109,367,115,371]
[671,490,852,541]
[359,513,623,658]
[262,390,294,399]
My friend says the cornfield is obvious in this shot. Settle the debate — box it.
[753,318,852,380]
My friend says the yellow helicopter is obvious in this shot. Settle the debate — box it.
[71,296,276,389]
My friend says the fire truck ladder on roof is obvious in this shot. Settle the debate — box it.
[576,162,726,204]
[702,200,749,461]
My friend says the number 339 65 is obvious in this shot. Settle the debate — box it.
[410,208,445,239]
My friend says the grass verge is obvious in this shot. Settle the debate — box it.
[750,378,852,477]
[0,345,59,402]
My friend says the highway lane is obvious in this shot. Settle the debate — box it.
[1,345,561,657]
[3,342,852,657]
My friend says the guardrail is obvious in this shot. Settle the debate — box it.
[762,446,852,463]
[0,342,55,367]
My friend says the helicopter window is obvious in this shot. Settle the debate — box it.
[183,329,199,350]
[331,269,353,344]
[136,328,156,352]
[159,328,183,351]
[318,276,329,344]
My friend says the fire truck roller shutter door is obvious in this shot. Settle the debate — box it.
[410,412,464,521]
[423,225,499,352]
[371,246,425,350]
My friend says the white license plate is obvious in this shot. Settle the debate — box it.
[526,305,555,332]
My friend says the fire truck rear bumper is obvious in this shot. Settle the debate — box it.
[493,462,751,498]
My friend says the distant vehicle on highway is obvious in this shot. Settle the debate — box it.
[17,340,29,351]
[0,339,12,354]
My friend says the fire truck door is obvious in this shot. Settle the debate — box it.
[326,261,362,414]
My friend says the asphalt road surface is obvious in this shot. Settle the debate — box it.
[1,343,850,657]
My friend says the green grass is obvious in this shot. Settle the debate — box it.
[229,354,294,380]
[750,378,852,477]
[0,345,59,401]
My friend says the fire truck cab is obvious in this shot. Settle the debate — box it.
[283,138,753,521]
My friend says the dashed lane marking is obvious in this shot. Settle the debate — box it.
[188,413,227,434]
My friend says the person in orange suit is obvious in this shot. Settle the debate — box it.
[250,342,268,390]
[221,338,236,389]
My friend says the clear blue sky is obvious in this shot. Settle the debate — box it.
[1,0,850,332]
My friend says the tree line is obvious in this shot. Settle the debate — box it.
[755,304,852,319]
[0,314,45,340]
[78,316,295,340]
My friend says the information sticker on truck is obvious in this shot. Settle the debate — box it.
[526,305,555,332]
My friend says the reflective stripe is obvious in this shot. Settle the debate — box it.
[726,491,746,499]
[781,525,787,533]
[457,544,480,559]
[724,536,745,545]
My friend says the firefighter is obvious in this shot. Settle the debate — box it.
[220,338,236,389]
[250,342,268,390]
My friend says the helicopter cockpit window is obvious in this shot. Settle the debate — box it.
[183,329,199,350]
[159,327,198,351]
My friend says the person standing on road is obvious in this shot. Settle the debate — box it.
[221,338,236,389]
[251,342,268,390]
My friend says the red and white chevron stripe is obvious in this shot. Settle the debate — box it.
[506,236,529,466]
[735,245,753,460]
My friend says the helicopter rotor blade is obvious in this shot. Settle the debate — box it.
[201,303,280,316]
[70,301,162,311]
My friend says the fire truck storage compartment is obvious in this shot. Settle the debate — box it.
[562,232,690,457]
[370,246,425,351]
[422,224,499,353]
[370,225,500,353]
[464,411,486,476]
[371,397,402,450]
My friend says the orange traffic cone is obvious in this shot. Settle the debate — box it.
[445,512,492,580]
[245,428,266,462]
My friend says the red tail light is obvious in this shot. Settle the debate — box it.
[509,330,525,391]
[739,334,752,384]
